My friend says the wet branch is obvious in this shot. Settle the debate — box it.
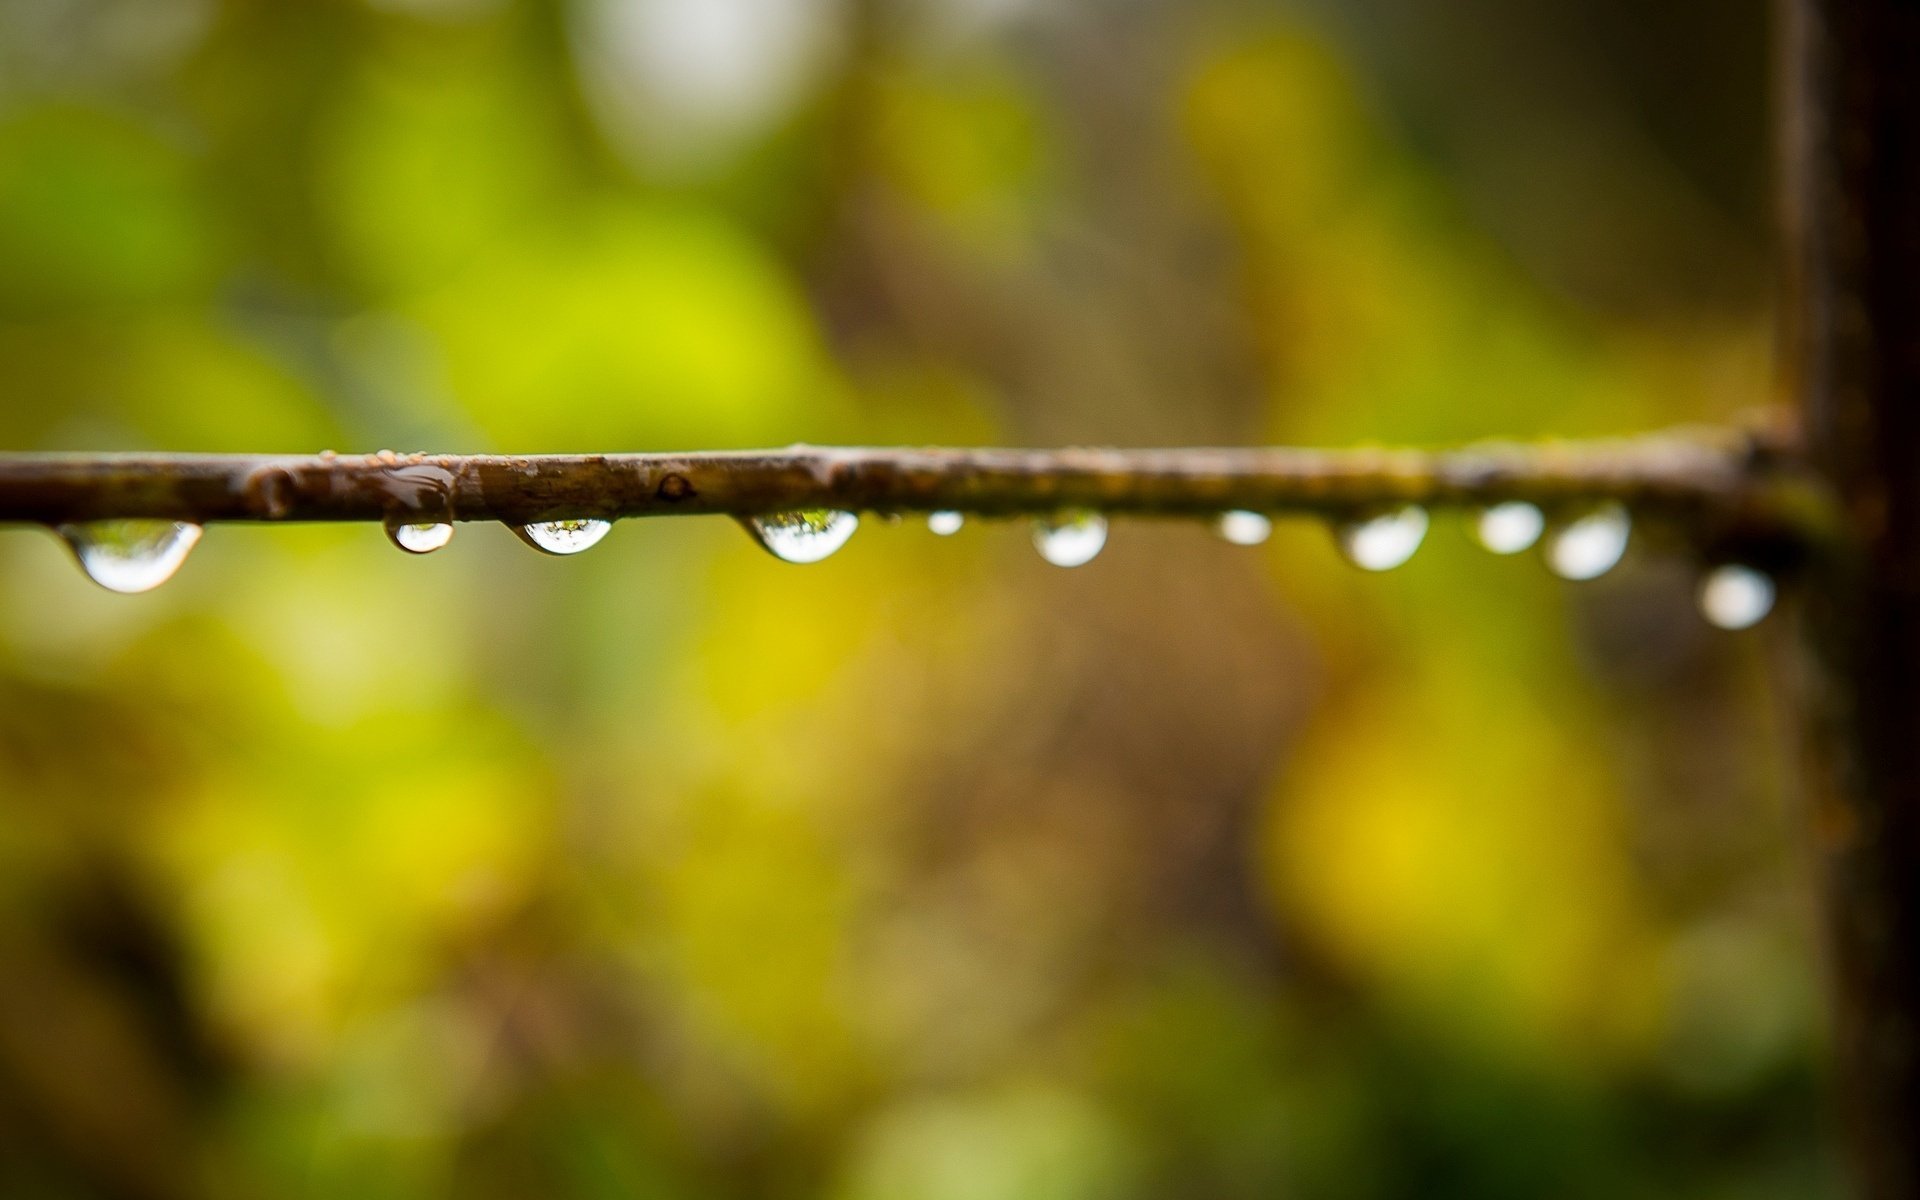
[0,425,1825,549]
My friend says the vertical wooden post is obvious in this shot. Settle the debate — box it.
[1782,0,1920,1195]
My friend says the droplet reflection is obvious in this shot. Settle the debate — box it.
[516,518,612,556]
[1546,504,1630,581]
[387,521,454,555]
[59,520,203,593]
[1475,501,1545,555]
[1216,510,1272,546]
[1334,506,1428,571]
[1033,511,1107,567]
[743,510,859,563]
[928,511,965,536]
[1699,564,1776,630]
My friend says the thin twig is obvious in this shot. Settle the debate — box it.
[0,425,1826,552]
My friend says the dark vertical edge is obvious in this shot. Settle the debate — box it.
[1782,0,1920,1195]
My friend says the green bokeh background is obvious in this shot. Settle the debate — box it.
[0,0,1830,1196]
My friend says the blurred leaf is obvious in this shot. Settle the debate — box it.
[317,39,564,297]
[836,1086,1137,1200]
[416,201,844,449]
[0,104,209,316]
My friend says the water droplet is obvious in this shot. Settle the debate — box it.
[1546,504,1631,580]
[1216,510,1272,546]
[1474,501,1545,555]
[387,521,453,555]
[1699,564,1776,630]
[1334,506,1428,571]
[1032,511,1107,567]
[515,518,613,556]
[927,511,965,536]
[59,520,203,593]
[743,510,859,563]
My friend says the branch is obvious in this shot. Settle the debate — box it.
[0,425,1824,549]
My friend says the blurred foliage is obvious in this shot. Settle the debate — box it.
[0,0,1832,1197]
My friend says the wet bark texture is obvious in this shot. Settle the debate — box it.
[0,432,1810,539]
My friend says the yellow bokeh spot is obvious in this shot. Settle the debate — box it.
[418,201,836,450]
[1265,682,1666,1067]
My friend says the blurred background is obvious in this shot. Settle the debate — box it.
[0,0,1828,1196]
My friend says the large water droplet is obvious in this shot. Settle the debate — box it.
[1033,511,1107,567]
[1699,564,1776,630]
[59,520,203,593]
[1334,506,1428,571]
[927,511,965,537]
[1546,504,1630,580]
[387,520,453,555]
[516,518,613,556]
[1216,510,1272,546]
[743,510,859,563]
[1475,501,1545,555]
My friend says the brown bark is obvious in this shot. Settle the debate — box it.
[0,431,1814,543]
[1782,0,1920,1194]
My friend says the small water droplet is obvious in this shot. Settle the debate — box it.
[1032,511,1107,567]
[387,521,453,555]
[1474,501,1545,555]
[1216,510,1273,546]
[1699,564,1776,630]
[1334,506,1428,571]
[927,511,965,536]
[1546,504,1630,580]
[59,520,203,593]
[515,518,612,556]
[743,510,859,563]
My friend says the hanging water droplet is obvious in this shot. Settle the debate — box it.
[927,511,965,536]
[1474,501,1545,555]
[515,518,613,556]
[1033,511,1107,567]
[58,520,203,593]
[1699,564,1776,630]
[743,510,859,563]
[1216,510,1273,546]
[1334,506,1428,571]
[387,521,453,555]
[1546,504,1631,581]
